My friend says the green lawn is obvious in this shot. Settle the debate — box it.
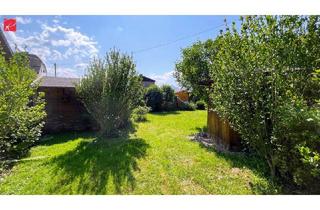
[0,110,278,194]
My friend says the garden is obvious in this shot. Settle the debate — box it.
[0,111,277,194]
[0,15,319,194]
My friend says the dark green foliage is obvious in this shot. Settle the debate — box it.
[196,100,206,110]
[132,106,151,122]
[179,102,196,111]
[0,52,46,158]
[273,101,320,192]
[161,101,177,111]
[144,85,163,112]
[161,84,175,103]
[160,85,177,111]
[76,49,143,137]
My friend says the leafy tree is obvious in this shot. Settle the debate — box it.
[161,84,175,102]
[207,16,320,190]
[76,49,143,137]
[160,84,177,111]
[0,52,46,158]
[174,40,217,102]
[144,84,163,112]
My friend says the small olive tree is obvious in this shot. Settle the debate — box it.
[0,52,46,158]
[76,49,143,137]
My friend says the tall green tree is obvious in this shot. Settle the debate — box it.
[174,39,217,102]
[76,49,144,137]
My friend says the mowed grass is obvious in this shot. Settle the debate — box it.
[0,110,278,194]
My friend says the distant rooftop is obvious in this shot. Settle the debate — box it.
[39,75,155,88]
[39,76,80,88]
[0,28,13,60]
[141,75,155,82]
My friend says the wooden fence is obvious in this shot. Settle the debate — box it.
[207,110,241,151]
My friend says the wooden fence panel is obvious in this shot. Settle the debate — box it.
[207,110,241,151]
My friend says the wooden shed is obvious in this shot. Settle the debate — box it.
[37,75,155,133]
[38,76,97,133]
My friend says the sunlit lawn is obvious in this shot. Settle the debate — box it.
[0,110,278,194]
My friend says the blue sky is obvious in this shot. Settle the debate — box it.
[2,15,240,88]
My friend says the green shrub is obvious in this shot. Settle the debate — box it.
[196,100,206,110]
[274,102,320,192]
[179,102,196,111]
[161,101,177,111]
[0,52,46,158]
[161,84,175,102]
[76,49,144,137]
[144,85,163,112]
[132,106,151,122]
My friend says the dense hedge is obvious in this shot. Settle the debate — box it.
[144,85,163,112]
[0,52,46,159]
[176,16,320,192]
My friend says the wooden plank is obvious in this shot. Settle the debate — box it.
[207,110,241,151]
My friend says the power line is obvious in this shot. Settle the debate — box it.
[132,23,225,54]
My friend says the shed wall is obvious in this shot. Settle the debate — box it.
[38,87,97,133]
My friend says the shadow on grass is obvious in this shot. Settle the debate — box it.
[150,111,181,116]
[48,135,149,194]
[199,144,279,194]
[39,132,96,146]
[40,121,138,146]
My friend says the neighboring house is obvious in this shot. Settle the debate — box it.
[0,28,155,133]
[141,75,155,87]
[0,28,13,61]
[28,54,47,76]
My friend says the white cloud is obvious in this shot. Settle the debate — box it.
[51,50,63,60]
[148,71,179,88]
[16,17,32,24]
[51,39,71,47]
[47,66,79,78]
[116,26,124,32]
[52,19,59,24]
[4,21,99,77]
[74,63,88,69]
